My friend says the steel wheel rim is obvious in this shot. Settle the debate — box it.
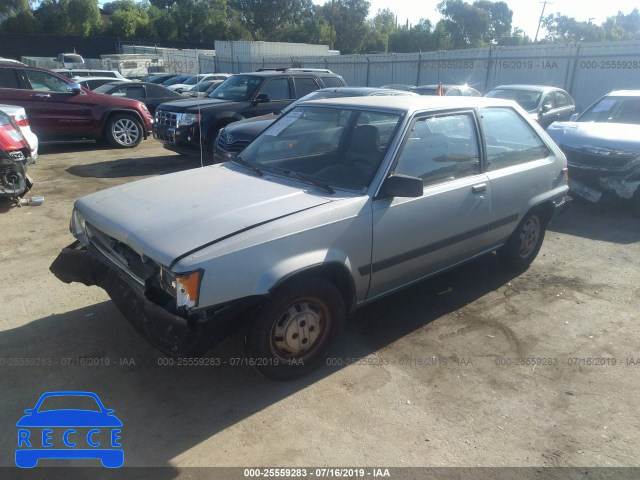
[518,216,540,258]
[270,297,330,361]
[112,118,140,146]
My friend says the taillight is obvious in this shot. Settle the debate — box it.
[13,114,29,128]
[561,167,569,185]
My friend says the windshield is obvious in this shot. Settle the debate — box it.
[578,96,640,124]
[163,75,190,86]
[194,80,215,92]
[37,395,101,412]
[207,75,263,101]
[485,89,542,112]
[63,55,83,63]
[93,84,117,94]
[280,90,364,115]
[182,76,199,86]
[238,105,402,191]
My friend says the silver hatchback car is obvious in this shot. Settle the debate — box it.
[51,96,569,380]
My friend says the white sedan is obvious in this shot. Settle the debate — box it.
[0,104,38,162]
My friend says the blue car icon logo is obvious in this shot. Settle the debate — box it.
[16,391,123,468]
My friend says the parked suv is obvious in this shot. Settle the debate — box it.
[51,96,568,380]
[153,68,346,155]
[0,64,153,147]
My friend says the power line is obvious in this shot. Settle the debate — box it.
[534,1,554,42]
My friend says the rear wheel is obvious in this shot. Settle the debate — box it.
[498,209,547,270]
[106,114,143,148]
[245,276,345,380]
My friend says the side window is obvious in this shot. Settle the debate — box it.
[395,113,480,187]
[445,88,461,96]
[293,77,320,98]
[24,70,69,93]
[480,107,551,171]
[124,86,145,100]
[554,91,572,107]
[320,76,344,88]
[0,68,21,89]
[258,78,291,100]
[541,92,555,110]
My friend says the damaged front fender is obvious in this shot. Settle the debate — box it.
[49,242,208,357]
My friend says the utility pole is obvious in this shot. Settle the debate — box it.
[329,0,335,50]
[534,1,553,42]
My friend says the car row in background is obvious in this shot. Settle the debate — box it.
[93,81,183,115]
[485,84,575,128]
[0,63,153,147]
[546,90,640,208]
[214,86,417,163]
[153,68,347,156]
[54,68,127,80]
[381,83,481,97]
[72,76,133,91]
[166,73,231,93]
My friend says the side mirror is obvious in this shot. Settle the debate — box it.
[67,82,82,94]
[254,93,270,104]
[541,103,552,113]
[381,174,423,198]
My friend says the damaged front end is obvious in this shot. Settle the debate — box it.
[50,218,255,357]
[561,145,640,203]
[0,148,32,200]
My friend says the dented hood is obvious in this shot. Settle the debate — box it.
[546,121,640,152]
[74,164,334,268]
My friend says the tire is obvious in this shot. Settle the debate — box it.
[106,114,143,148]
[498,209,547,271]
[245,276,346,381]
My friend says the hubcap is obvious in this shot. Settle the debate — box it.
[271,300,327,359]
[112,118,140,146]
[518,216,540,258]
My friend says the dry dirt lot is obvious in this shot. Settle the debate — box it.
[0,140,639,476]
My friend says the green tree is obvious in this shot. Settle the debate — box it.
[437,0,489,48]
[329,0,369,53]
[543,14,604,42]
[229,0,303,41]
[1,9,40,32]
[602,9,640,41]
[107,4,149,38]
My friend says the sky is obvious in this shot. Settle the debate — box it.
[322,0,638,39]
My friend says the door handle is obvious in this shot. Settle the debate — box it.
[32,93,51,98]
[472,183,487,193]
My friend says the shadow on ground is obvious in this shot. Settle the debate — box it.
[0,255,517,478]
[549,196,640,244]
[66,155,213,179]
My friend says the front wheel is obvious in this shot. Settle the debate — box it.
[245,276,345,380]
[498,209,547,270]
[106,114,143,148]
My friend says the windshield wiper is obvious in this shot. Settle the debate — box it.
[232,157,264,177]
[283,170,335,194]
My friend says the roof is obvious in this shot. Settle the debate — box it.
[238,70,342,78]
[300,95,517,113]
[490,84,564,92]
[316,86,413,95]
[607,90,640,97]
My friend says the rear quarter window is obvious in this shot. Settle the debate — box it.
[0,68,21,89]
[480,107,551,170]
[319,76,345,88]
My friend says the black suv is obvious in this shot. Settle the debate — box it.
[153,68,346,155]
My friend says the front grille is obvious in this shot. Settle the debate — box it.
[155,110,179,127]
[561,146,637,172]
[216,133,250,154]
[86,224,159,292]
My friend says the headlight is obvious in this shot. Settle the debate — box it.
[71,209,86,237]
[175,270,203,308]
[179,113,201,126]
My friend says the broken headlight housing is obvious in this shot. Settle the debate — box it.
[70,208,88,242]
[160,267,202,309]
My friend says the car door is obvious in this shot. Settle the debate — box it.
[480,106,554,245]
[243,77,294,118]
[537,91,557,128]
[367,110,492,300]
[553,90,575,123]
[14,68,97,139]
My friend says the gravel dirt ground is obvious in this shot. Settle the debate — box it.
[0,140,639,474]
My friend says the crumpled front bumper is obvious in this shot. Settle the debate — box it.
[49,241,207,357]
